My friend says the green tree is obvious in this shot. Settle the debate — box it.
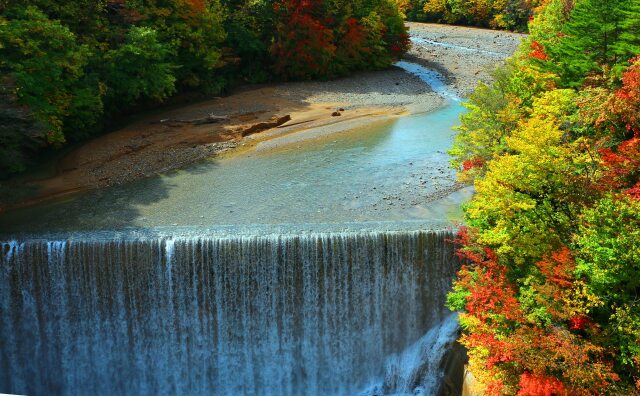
[549,0,635,86]
[615,0,640,66]
[0,6,102,145]
[576,196,640,379]
[132,0,227,92]
[102,27,176,111]
[0,78,46,177]
[221,1,271,83]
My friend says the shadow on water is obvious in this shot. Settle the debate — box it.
[0,108,468,236]
[0,61,468,239]
[0,169,188,235]
[0,60,472,395]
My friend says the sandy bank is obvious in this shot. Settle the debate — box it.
[1,23,524,209]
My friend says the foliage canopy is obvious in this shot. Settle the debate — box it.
[448,0,640,393]
[0,0,408,178]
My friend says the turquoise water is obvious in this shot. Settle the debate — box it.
[0,62,472,395]
[0,64,469,234]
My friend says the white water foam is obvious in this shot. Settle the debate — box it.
[411,36,507,58]
[0,231,459,395]
[360,313,460,396]
[395,61,461,103]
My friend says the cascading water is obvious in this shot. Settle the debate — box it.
[0,229,460,396]
[0,46,479,395]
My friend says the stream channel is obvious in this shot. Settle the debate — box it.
[0,60,470,395]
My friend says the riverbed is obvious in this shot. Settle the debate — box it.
[0,25,524,233]
[0,23,524,210]
[0,23,524,396]
[0,77,468,233]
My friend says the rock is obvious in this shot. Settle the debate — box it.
[331,111,341,116]
[241,115,292,137]
[437,342,468,396]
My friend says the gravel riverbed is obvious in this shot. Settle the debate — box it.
[1,23,525,209]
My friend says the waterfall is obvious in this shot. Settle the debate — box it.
[360,313,460,396]
[0,229,459,395]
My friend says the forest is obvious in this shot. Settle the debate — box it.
[2,0,640,394]
[402,0,544,31]
[0,0,409,178]
[447,0,640,394]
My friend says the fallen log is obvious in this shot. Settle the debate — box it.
[241,115,292,137]
[157,113,228,126]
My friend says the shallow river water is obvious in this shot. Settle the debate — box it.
[0,63,469,235]
[0,61,471,396]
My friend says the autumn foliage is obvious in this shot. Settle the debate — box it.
[450,233,620,395]
[271,0,408,80]
[448,0,640,394]
[0,0,408,177]
[271,0,336,79]
[416,0,546,31]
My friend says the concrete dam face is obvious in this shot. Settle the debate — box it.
[0,229,460,395]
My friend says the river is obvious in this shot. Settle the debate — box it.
[1,60,469,395]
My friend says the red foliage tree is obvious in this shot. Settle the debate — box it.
[598,138,640,199]
[594,57,640,199]
[271,0,336,80]
[517,373,566,396]
[334,17,367,70]
[462,156,486,171]
[613,56,640,137]
[451,230,620,394]
[529,40,549,61]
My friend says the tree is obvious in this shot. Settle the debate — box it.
[615,1,640,70]
[102,27,176,111]
[0,6,102,145]
[0,78,46,177]
[270,0,336,80]
[420,0,542,30]
[576,196,640,382]
[446,2,640,392]
[548,0,634,87]
[131,0,226,92]
[270,0,407,80]
[0,0,409,178]
[448,230,620,395]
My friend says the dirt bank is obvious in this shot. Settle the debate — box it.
[1,23,524,209]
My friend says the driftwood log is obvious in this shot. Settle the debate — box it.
[241,115,292,137]
[157,113,228,126]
